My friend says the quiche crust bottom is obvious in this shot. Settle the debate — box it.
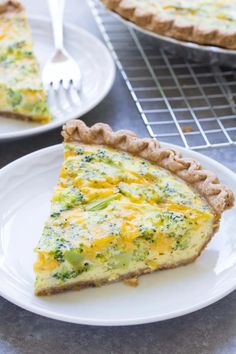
[0,111,50,123]
[35,218,219,296]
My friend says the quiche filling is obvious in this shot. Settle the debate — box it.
[34,142,216,295]
[128,0,236,27]
[0,2,52,122]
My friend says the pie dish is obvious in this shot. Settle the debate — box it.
[0,1,52,122]
[34,119,233,296]
[101,0,236,50]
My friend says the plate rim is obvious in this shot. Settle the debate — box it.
[0,143,236,326]
[0,15,116,141]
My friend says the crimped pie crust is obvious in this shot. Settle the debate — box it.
[0,0,22,13]
[63,119,234,215]
[101,0,236,50]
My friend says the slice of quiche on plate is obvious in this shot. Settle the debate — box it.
[0,0,52,123]
[34,120,233,296]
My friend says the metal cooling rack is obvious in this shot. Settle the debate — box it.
[88,0,236,150]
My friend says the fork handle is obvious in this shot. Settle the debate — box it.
[48,0,65,51]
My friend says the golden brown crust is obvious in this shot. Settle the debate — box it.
[62,119,234,215]
[35,218,219,296]
[0,111,49,123]
[35,269,147,296]
[101,0,236,50]
[123,277,139,287]
[0,0,23,13]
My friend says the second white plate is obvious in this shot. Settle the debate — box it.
[0,17,115,140]
[0,143,236,326]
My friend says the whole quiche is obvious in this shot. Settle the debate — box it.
[102,0,236,50]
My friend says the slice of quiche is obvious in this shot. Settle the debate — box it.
[0,1,52,122]
[34,120,233,296]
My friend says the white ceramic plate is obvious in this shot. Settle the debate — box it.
[0,144,236,326]
[0,17,115,141]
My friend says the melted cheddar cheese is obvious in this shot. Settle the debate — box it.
[34,143,215,294]
[0,5,51,122]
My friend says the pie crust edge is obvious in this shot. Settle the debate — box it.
[0,0,23,13]
[101,0,236,50]
[62,119,234,215]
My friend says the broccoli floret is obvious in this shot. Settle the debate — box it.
[53,263,90,282]
[138,224,157,243]
[8,89,22,107]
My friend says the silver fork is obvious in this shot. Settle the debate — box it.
[43,0,82,91]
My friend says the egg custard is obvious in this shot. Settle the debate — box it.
[102,0,236,49]
[34,120,233,296]
[0,1,51,122]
